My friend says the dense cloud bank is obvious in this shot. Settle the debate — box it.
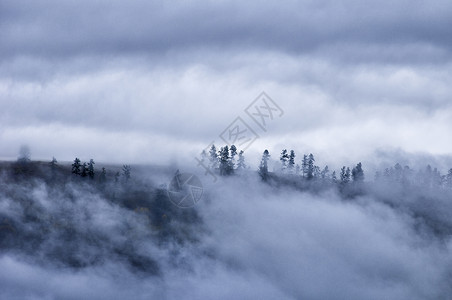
[1,161,452,299]
[2,0,452,62]
[2,1,452,164]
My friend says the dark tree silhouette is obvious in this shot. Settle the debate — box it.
[352,162,364,182]
[81,163,87,177]
[88,159,95,179]
[219,146,232,176]
[259,150,270,181]
[280,149,289,172]
[50,157,57,168]
[307,153,315,180]
[72,158,81,175]
[340,166,350,183]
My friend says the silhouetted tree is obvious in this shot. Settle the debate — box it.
[230,145,237,162]
[340,166,350,183]
[87,159,95,179]
[50,157,57,167]
[81,163,87,177]
[72,158,81,175]
[314,165,321,178]
[280,149,289,173]
[352,162,364,182]
[259,150,270,181]
[307,153,315,180]
[219,146,233,176]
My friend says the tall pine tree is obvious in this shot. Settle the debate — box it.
[259,150,270,181]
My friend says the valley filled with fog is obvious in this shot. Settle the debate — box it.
[1,153,452,300]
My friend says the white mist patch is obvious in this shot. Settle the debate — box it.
[194,177,452,299]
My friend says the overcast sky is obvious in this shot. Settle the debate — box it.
[1,0,452,171]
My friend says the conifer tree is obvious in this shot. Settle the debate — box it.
[81,162,87,177]
[352,162,364,182]
[88,159,95,179]
[321,166,329,179]
[72,158,81,175]
[314,165,321,178]
[229,145,237,171]
[50,157,58,168]
[259,150,270,181]
[219,146,232,176]
[340,166,350,183]
[307,153,315,180]
[280,149,289,172]
[346,167,351,182]
[288,150,296,174]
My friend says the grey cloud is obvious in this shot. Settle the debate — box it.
[1,0,452,64]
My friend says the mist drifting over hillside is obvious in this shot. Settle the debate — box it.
[1,156,452,299]
[2,0,452,299]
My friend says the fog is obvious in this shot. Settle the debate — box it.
[1,160,452,299]
[2,1,452,299]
